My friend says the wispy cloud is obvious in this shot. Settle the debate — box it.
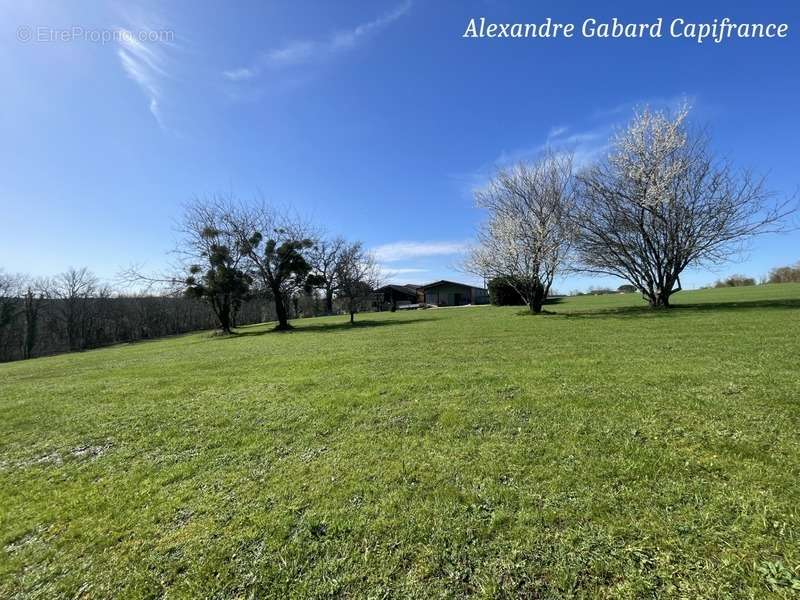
[452,96,696,196]
[372,240,468,263]
[224,1,411,81]
[376,265,428,281]
[454,127,609,196]
[488,126,611,173]
[592,94,693,120]
[378,266,428,274]
[115,13,176,128]
[223,67,256,82]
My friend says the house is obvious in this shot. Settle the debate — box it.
[375,284,423,310]
[421,280,489,307]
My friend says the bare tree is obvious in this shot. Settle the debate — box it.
[335,242,381,324]
[574,105,795,308]
[767,261,800,284]
[308,235,347,314]
[465,153,576,313]
[0,261,274,362]
[21,277,48,359]
[48,267,99,350]
[0,270,22,360]
[0,270,19,330]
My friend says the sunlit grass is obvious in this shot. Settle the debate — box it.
[1,284,799,597]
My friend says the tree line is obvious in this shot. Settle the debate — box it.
[466,104,796,312]
[0,205,384,362]
[0,267,274,363]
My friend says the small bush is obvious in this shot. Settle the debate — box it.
[617,284,637,293]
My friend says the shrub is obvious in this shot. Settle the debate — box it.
[767,262,800,284]
[714,274,756,288]
[488,277,526,306]
[617,284,637,293]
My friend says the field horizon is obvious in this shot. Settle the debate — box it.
[2,284,799,597]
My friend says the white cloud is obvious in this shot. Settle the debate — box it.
[454,128,609,197]
[376,265,428,283]
[454,97,697,195]
[224,1,411,81]
[378,266,428,274]
[372,240,469,262]
[592,94,693,120]
[222,67,256,82]
[329,0,411,49]
[492,126,609,171]
[116,20,174,128]
[547,125,568,139]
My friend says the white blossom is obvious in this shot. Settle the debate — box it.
[465,152,576,312]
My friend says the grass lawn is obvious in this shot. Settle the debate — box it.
[1,284,799,598]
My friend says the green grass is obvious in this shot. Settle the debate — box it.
[1,284,799,598]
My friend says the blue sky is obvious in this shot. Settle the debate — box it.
[2,0,798,292]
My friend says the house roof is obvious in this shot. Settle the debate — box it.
[421,279,484,291]
[376,284,418,295]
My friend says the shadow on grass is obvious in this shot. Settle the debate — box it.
[510,296,566,316]
[561,298,800,319]
[224,317,437,338]
[513,309,561,317]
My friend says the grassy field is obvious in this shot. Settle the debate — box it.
[1,284,799,598]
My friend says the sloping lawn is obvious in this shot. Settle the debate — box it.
[1,284,799,598]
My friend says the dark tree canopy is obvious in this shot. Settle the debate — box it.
[488,276,527,306]
[185,236,252,334]
[241,231,322,331]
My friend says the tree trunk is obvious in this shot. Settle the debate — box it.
[325,290,334,315]
[528,284,546,314]
[649,292,671,308]
[218,296,232,334]
[23,293,38,360]
[273,291,291,330]
[646,282,675,309]
[23,313,37,359]
[350,310,355,324]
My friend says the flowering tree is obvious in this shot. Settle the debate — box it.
[466,153,576,313]
[574,105,793,308]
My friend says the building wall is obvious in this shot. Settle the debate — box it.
[384,290,416,304]
[425,284,475,306]
[471,286,490,305]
